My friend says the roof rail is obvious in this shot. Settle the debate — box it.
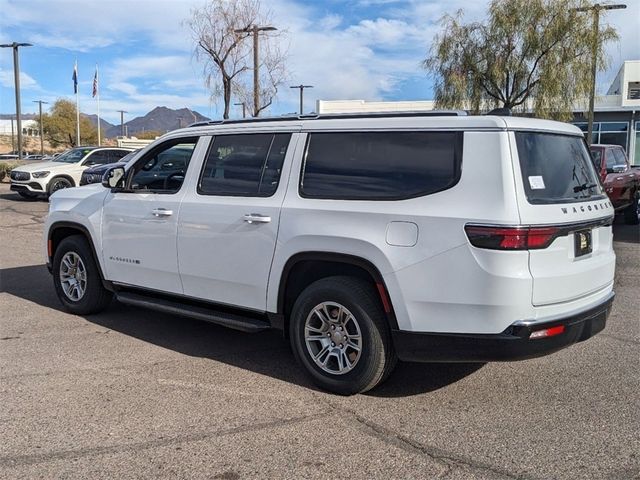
[188,110,467,128]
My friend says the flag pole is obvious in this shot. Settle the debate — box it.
[75,59,80,146]
[95,64,101,146]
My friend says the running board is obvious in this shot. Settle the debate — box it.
[116,291,271,333]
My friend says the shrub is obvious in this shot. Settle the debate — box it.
[0,162,20,182]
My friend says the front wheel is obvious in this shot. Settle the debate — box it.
[623,191,639,225]
[52,235,113,315]
[289,276,397,395]
[48,177,73,196]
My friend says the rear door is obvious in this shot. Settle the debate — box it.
[510,131,615,306]
[177,131,300,311]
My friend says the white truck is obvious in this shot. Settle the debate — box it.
[44,112,616,394]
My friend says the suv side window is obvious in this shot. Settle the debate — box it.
[83,150,111,166]
[198,133,291,196]
[129,137,198,193]
[605,149,617,171]
[300,131,462,200]
[612,148,627,168]
[111,150,131,161]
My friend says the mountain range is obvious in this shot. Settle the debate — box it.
[83,106,210,138]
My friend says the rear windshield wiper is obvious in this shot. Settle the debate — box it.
[573,183,597,193]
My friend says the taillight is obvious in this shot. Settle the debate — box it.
[465,225,559,250]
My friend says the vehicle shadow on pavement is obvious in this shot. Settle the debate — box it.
[0,191,42,202]
[1,264,483,397]
[612,222,639,244]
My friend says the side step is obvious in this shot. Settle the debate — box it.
[116,291,271,333]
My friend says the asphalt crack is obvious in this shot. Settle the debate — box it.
[0,411,329,468]
[320,397,534,480]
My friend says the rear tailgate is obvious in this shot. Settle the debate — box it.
[510,131,616,306]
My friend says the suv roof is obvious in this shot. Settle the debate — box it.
[179,113,582,137]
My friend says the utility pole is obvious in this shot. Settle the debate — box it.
[117,110,127,137]
[574,3,626,146]
[234,102,247,118]
[33,100,48,156]
[289,85,313,115]
[0,42,33,160]
[234,25,277,117]
[10,116,15,153]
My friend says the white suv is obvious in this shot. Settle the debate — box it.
[44,113,616,394]
[10,146,133,198]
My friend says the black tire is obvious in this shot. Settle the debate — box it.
[18,191,38,199]
[48,176,73,196]
[52,235,112,315]
[289,276,397,395]
[623,191,639,225]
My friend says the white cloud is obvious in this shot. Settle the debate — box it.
[0,70,39,89]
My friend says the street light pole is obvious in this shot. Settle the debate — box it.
[117,110,127,137]
[574,3,626,146]
[33,100,48,156]
[289,85,314,114]
[234,25,277,117]
[234,102,247,118]
[0,42,33,160]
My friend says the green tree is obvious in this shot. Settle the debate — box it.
[423,0,618,120]
[37,99,97,148]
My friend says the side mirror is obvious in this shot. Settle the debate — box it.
[102,166,126,189]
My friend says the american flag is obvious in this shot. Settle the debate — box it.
[92,66,98,98]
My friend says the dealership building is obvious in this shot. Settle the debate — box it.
[317,60,640,165]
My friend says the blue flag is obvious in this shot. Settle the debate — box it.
[72,61,78,94]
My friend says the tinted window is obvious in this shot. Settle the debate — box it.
[130,138,198,193]
[301,131,461,200]
[198,133,290,196]
[111,150,132,161]
[84,151,111,166]
[612,148,627,167]
[605,149,617,170]
[590,148,603,170]
[515,132,604,204]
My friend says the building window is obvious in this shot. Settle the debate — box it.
[628,82,640,100]
[573,121,628,151]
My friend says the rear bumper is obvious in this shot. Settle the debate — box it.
[392,292,614,363]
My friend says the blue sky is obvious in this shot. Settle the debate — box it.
[1,0,638,124]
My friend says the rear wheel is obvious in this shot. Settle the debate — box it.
[623,191,639,225]
[52,235,112,315]
[289,276,397,395]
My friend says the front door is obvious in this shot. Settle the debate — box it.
[101,136,205,294]
[177,132,300,311]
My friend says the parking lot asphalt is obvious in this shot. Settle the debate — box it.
[0,183,638,480]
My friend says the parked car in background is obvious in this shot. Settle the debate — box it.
[79,150,139,186]
[589,144,640,224]
[9,146,133,199]
[23,154,44,161]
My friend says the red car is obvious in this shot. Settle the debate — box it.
[590,144,639,225]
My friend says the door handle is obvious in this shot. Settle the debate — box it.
[243,213,271,224]
[152,208,173,217]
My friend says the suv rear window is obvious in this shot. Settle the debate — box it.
[515,132,605,204]
[301,131,462,200]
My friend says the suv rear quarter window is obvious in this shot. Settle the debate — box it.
[300,131,462,200]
